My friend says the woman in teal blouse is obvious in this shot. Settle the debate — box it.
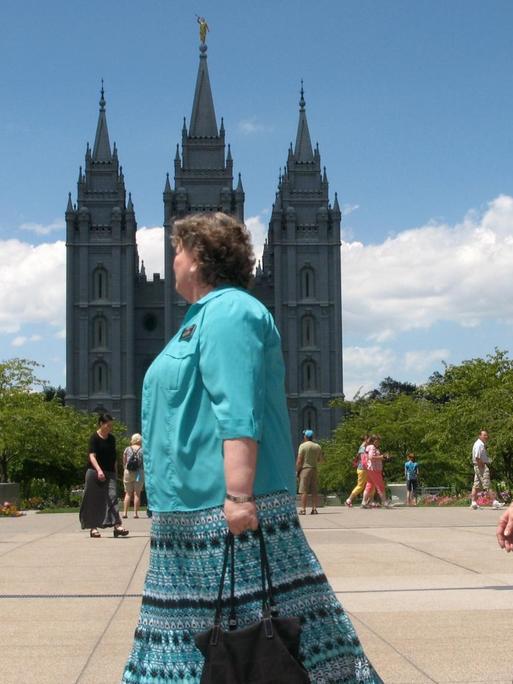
[122,213,382,684]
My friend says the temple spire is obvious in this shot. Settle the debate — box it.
[66,192,74,213]
[294,80,314,162]
[92,81,112,161]
[189,44,218,137]
[164,172,172,193]
[333,192,341,214]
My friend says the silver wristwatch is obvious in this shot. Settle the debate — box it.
[225,493,256,504]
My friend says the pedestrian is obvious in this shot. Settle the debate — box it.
[122,212,382,683]
[470,430,504,510]
[79,413,129,538]
[122,433,144,519]
[404,452,419,506]
[296,428,324,515]
[345,434,373,507]
[361,436,390,509]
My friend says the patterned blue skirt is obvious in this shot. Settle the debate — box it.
[122,492,382,684]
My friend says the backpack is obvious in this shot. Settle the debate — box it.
[126,447,142,472]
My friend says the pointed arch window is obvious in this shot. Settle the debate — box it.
[301,315,316,348]
[302,360,317,391]
[93,361,109,394]
[93,316,107,348]
[301,267,315,299]
[93,266,109,300]
[302,406,317,434]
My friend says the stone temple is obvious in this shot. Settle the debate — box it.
[65,43,343,444]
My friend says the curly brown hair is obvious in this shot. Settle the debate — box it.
[171,212,255,289]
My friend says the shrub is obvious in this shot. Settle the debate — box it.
[21,496,45,510]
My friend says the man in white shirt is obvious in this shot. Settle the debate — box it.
[470,430,504,510]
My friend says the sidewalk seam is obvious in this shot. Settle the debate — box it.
[348,610,439,683]
[73,538,150,684]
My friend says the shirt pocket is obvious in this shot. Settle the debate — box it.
[163,337,199,391]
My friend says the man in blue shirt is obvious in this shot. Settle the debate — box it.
[404,453,419,506]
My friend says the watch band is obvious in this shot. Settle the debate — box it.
[225,493,256,504]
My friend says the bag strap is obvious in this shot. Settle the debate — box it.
[211,527,277,644]
[257,527,277,616]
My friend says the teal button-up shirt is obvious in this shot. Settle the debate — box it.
[142,285,297,512]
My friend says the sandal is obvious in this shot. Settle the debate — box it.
[310,509,318,515]
[298,509,306,515]
[113,526,129,538]
[89,529,101,538]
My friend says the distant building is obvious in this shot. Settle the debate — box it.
[65,44,343,443]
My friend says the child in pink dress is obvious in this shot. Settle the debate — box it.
[362,436,390,508]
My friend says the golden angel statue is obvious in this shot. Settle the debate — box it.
[196,16,209,44]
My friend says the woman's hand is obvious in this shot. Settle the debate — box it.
[97,469,106,482]
[224,499,259,535]
[497,503,513,552]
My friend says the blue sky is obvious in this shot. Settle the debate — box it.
[1,1,513,397]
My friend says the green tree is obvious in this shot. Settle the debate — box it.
[421,349,513,491]
[320,394,441,495]
[0,358,128,487]
[322,349,513,498]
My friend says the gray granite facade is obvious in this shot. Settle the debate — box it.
[66,48,343,443]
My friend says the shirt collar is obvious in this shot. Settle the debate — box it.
[183,285,241,323]
[195,284,237,306]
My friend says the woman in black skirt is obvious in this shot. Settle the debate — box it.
[79,413,129,538]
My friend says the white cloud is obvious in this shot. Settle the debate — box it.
[342,203,360,216]
[343,345,396,399]
[11,336,27,347]
[136,226,164,279]
[20,219,65,236]
[55,329,66,339]
[10,334,42,347]
[0,239,66,335]
[246,214,267,264]
[342,195,513,340]
[238,118,272,135]
[404,349,449,373]
[343,346,450,399]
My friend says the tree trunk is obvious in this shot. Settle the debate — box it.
[0,450,8,483]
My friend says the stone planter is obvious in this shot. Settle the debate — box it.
[388,483,407,504]
[0,483,20,507]
[325,494,342,506]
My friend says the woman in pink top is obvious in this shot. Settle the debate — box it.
[361,435,390,508]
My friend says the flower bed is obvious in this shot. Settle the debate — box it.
[0,501,24,517]
[418,493,470,507]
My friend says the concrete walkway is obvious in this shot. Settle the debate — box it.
[1,506,513,683]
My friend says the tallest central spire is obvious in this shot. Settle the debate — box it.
[189,44,218,137]
[294,80,314,162]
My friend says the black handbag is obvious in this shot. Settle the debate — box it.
[195,527,310,684]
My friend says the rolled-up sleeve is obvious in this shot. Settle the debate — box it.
[199,297,266,441]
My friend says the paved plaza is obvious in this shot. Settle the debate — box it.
[1,506,513,684]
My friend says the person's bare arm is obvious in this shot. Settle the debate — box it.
[497,503,513,552]
[296,451,304,473]
[223,438,259,535]
[89,453,105,481]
